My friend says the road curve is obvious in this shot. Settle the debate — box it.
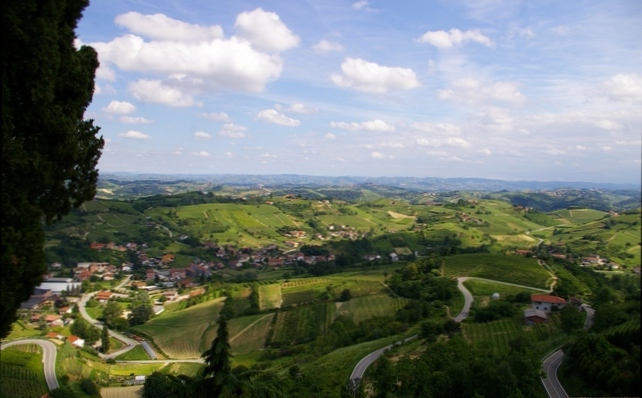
[350,335,418,381]
[541,349,568,398]
[1,339,59,391]
[77,278,139,359]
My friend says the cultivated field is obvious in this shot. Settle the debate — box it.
[230,314,274,355]
[258,284,282,310]
[100,386,144,398]
[443,253,552,289]
[134,298,224,358]
[334,294,409,324]
[271,303,335,346]
[0,345,47,398]
[463,315,563,356]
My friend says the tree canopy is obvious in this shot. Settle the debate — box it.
[1,0,103,337]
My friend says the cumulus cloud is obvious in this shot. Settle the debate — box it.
[119,130,151,139]
[91,34,283,93]
[103,100,136,114]
[410,122,462,135]
[313,40,344,54]
[96,65,116,81]
[202,112,231,121]
[194,131,211,140]
[330,119,395,132]
[234,8,300,53]
[353,1,369,10]
[600,73,642,103]
[192,151,210,157]
[274,103,317,114]
[258,109,301,126]
[438,78,526,105]
[417,29,494,49]
[325,133,336,140]
[129,79,200,107]
[220,123,247,138]
[594,119,623,130]
[115,12,224,41]
[331,58,420,93]
[120,116,153,124]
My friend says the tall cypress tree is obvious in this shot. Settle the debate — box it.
[2,0,103,337]
[200,316,232,394]
[101,324,110,353]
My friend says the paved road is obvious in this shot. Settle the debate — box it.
[541,349,568,398]
[1,339,59,391]
[350,335,418,381]
[77,277,139,359]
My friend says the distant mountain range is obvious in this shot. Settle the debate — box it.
[100,172,640,192]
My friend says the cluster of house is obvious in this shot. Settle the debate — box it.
[523,294,583,325]
[20,287,75,312]
[70,262,120,282]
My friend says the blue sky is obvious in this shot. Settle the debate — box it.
[77,0,642,184]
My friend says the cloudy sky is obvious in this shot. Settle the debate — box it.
[77,0,641,184]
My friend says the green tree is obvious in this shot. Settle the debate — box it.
[200,317,232,395]
[101,323,110,353]
[1,0,104,338]
[339,289,352,302]
[129,303,153,326]
[102,299,123,327]
[560,305,584,333]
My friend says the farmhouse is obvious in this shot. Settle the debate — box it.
[95,291,112,302]
[531,294,566,312]
[67,335,85,348]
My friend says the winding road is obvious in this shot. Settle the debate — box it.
[349,273,588,398]
[1,339,59,391]
[77,276,140,359]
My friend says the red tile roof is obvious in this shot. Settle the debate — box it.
[531,294,566,304]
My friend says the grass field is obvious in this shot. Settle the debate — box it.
[271,303,335,346]
[549,209,608,224]
[230,314,274,355]
[0,345,48,398]
[134,298,224,358]
[334,294,408,324]
[258,284,282,310]
[100,386,144,398]
[443,253,552,289]
[115,345,149,361]
[463,279,544,297]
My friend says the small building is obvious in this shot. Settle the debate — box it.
[524,308,548,325]
[95,291,112,302]
[531,294,566,312]
[67,335,85,347]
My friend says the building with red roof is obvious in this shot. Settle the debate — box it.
[531,294,567,312]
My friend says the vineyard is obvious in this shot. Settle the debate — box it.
[134,298,224,358]
[0,345,48,398]
[258,283,282,310]
[334,294,408,324]
[271,303,335,346]
[230,314,274,354]
[462,315,562,356]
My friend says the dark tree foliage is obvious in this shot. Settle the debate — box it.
[1,0,103,337]
[200,317,232,395]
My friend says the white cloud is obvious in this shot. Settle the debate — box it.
[96,64,116,81]
[192,151,210,157]
[371,151,392,159]
[234,8,300,53]
[202,112,231,121]
[261,153,278,159]
[119,130,151,140]
[353,1,368,10]
[91,34,283,93]
[274,103,317,114]
[194,131,211,140]
[416,137,470,148]
[417,29,494,49]
[594,119,623,130]
[103,100,136,114]
[330,119,395,132]
[325,133,336,140]
[544,147,566,155]
[312,40,344,54]
[115,12,224,41]
[600,73,642,103]
[129,79,200,107]
[220,123,247,138]
[438,78,526,105]
[257,109,301,126]
[601,146,613,151]
[331,58,420,93]
[479,148,492,155]
[411,122,462,135]
[120,116,153,124]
